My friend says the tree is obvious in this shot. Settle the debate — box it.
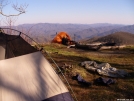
[4,16,18,34]
[0,0,28,34]
[0,0,28,17]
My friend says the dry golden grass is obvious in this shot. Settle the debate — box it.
[42,43,134,101]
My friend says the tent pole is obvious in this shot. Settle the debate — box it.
[44,50,78,101]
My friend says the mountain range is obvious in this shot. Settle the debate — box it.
[1,23,134,43]
[82,32,134,45]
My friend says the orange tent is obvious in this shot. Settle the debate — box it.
[52,32,71,44]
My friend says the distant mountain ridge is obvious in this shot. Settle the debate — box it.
[96,25,134,37]
[82,32,134,45]
[73,25,124,40]
[1,23,134,43]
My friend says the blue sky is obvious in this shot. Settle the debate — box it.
[1,0,134,25]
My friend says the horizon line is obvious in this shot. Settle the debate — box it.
[15,22,133,26]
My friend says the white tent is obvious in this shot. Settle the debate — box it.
[0,28,74,101]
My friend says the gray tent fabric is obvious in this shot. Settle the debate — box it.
[0,30,74,101]
[0,52,73,101]
[81,61,128,77]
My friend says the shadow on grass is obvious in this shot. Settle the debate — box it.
[47,53,134,79]
[45,51,134,97]
[110,63,134,69]
[110,82,134,98]
[46,53,91,64]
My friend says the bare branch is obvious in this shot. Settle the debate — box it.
[0,0,9,13]
[4,16,18,26]
[4,16,18,34]
[12,3,28,14]
[0,0,28,17]
[0,0,9,9]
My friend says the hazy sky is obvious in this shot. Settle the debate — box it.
[1,0,134,25]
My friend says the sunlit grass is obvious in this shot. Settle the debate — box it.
[42,43,134,101]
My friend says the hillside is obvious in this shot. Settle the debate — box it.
[96,25,134,37]
[17,23,134,43]
[14,23,92,43]
[73,25,124,40]
[95,32,134,45]
[16,23,125,41]
[2,23,134,43]
[81,32,134,45]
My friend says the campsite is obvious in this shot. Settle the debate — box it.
[0,0,134,100]
[0,27,134,101]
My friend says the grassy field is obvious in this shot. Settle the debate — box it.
[41,43,134,101]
